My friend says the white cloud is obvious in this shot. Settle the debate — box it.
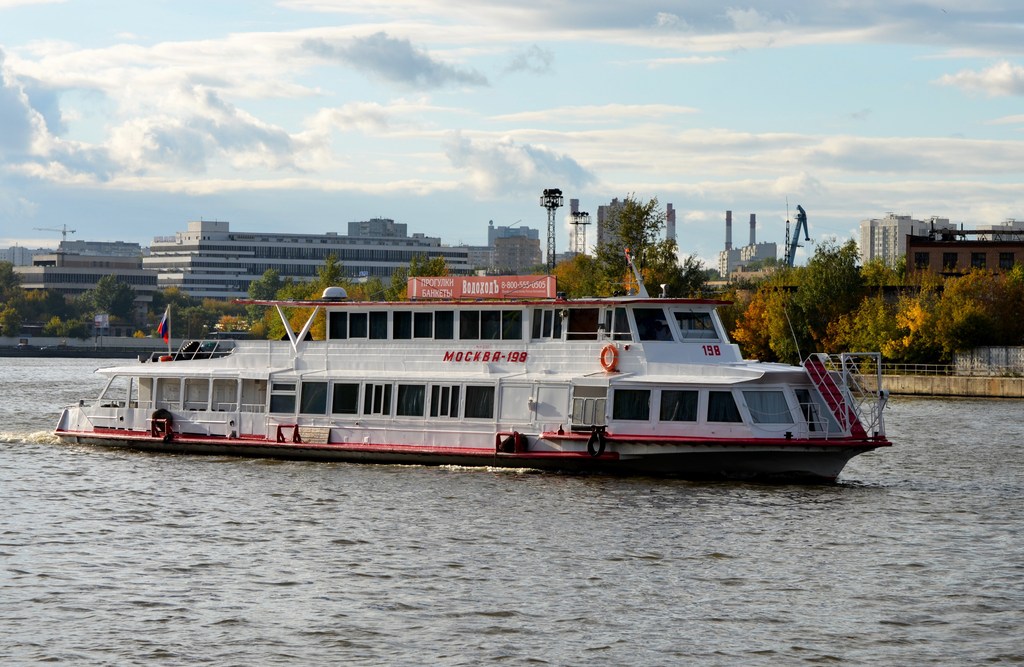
[444,131,595,197]
[937,60,1024,96]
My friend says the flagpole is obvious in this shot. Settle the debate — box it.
[166,306,172,355]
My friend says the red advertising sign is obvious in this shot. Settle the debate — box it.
[407,276,556,300]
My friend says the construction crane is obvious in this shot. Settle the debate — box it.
[784,205,810,267]
[34,224,77,244]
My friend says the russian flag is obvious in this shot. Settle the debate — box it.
[157,306,170,343]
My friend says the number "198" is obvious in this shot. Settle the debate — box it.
[702,344,721,356]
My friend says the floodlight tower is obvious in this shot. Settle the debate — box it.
[570,210,591,255]
[539,188,563,272]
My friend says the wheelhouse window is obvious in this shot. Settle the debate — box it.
[396,384,426,417]
[531,308,563,340]
[742,390,793,424]
[349,312,368,338]
[673,311,718,340]
[414,312,433,338]
[613,389,651,421]
[566,308,600,341]
[460,310,523,340]
[634,308,673,341]
[331,383,359,414]
[300,381,328,415]
[369,311,388,339]
[707,391,742,423]
[430,385,460,418]
[434,311,454,339]
[328,311,347,339]
[463,385,495,419]
[605,307,632,341]
[659,390,698,421]
[363,383,392,416]
[393,311,412,339]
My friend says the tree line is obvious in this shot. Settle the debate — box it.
[4,195,1023,363]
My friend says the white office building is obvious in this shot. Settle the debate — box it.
[144,220,471,300]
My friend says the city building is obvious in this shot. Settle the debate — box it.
[143,219,472,300]
[858,213,956,266]
[492,235,542,274]
[717,211,778,277]
[2,245,52,266]
[907,220,1024,276]
[15,242,157,323]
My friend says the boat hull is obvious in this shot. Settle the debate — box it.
[54,428,884,483]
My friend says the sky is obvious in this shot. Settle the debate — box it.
[1,0,1023,267]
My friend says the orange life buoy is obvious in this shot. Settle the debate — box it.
[599,344,619,372]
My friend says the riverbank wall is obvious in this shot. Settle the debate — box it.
[879,374,1024,399]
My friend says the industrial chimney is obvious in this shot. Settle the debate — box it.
[666,203,676,242]
[725,210,733,251]
[749,213,756,246]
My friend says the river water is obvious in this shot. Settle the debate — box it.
[1,357,1021,666]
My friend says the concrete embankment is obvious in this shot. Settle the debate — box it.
[880,375,1024,399]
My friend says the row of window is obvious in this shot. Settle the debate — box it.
[325,307,720,343]
[612,388,796,425]
[271,381,495,419]
[915,251,1016,270]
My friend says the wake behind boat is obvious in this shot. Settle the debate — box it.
[55,269,891,482]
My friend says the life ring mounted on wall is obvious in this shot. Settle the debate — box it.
[599,344,619,372]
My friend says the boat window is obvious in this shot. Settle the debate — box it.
[481,310,501,340]
[659,390,698,421]
[396,385,426,417]
[211,379,237,411]
[184,378,210,411]
[464,385,495,419]
[138,377,154,410]
[156,378,181,410]
[673,311,718,340]
[270,382,297,413]
[461,310,525,340]
[743,390,794,424]
[707,391,742,423]
[331,383,359,415]
[566,308,600,341]
[634,307,673,341]
[531,309,564,340]
[434,311,454,339]
[369,312,388,339]
[502,310,523,340]
[300,382,329,414]
[571,385,607,428]
[414,312,433,338]
[349,312,368,338]
[393,311,412,339]
[363,383,392,416]
[328,311,347,339]
[459,311,480,340]
[607,307,632,341]
[612,389,651,421]
[430,385,460,418]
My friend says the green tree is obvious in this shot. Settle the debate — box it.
[553,254,603,298]
[87,275,137,320]
[0,305,22,336]
[593,195,666,295]
[791,239,864,350]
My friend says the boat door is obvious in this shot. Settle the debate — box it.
[498,383,569,432]
[570,385,607,431]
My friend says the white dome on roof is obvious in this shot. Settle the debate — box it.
[321,286,348,300]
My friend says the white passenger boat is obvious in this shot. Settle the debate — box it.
[55,271,891,482]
